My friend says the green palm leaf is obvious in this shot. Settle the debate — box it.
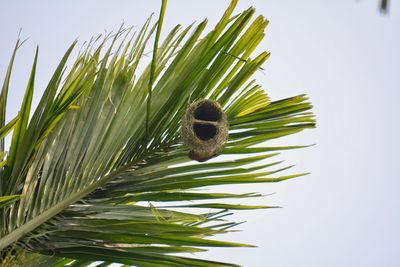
[0,1,315,266]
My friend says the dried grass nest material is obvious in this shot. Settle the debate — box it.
[181,99,229,162]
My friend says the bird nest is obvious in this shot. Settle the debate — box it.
[181,99,229,162]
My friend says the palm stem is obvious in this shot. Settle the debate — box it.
[146,0,168,142]
[0,159,137,250]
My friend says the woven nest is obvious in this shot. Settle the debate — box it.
[181,99,229,162]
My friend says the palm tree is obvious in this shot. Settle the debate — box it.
[0,1,315,266]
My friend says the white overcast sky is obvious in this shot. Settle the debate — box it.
[1,1,399,267]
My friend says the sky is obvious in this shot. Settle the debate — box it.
[1,1,400,266]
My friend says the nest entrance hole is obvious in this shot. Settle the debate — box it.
[193,123,217,141]
[194,101,221,122]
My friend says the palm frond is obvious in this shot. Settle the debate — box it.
[0,1,315,266]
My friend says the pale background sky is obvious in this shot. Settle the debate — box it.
[1,1,399,267]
